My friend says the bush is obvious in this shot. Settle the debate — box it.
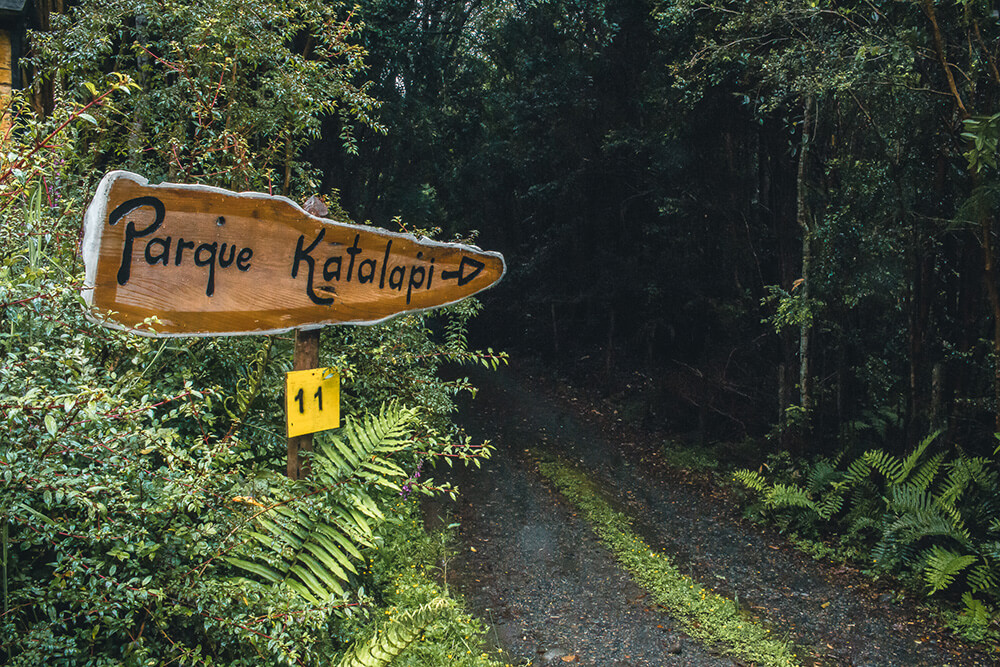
[734,433,1000,641]
[1,65,505,665]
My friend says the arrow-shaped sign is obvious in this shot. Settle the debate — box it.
[82,171,506,337]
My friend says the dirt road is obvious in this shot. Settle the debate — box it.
[431,364,997,666]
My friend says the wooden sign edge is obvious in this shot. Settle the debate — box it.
[81,170,507,338]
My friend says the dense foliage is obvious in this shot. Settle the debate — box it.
[29,0,382,194]
[8,0,1000,657]
[309,0,1000,640]
[0,3,506,663]
[315,0,1000,453]
[735,434,1000,639]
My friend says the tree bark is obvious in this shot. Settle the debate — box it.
[980,209,1000,433]
[797,95,815,417]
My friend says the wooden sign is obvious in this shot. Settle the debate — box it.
[285,368,340,438]
[81,171,506,336]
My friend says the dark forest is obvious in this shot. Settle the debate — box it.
[3,0,1000,663]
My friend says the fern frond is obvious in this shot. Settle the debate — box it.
[733,469,767,493]
[885,508,965,545]
[968,560,999,594]
[923,546,978,594]
[936,502,971,543]
[847,514,878,538]
[961,592,993,626]
[897,431,939,485]
[313,403,418,487]
[888,484,934,516]
[910,451,946,493]
[228,403,422,605]
[337,598,450,667]
[816,491,844,520]
[842,456,874,487]
[872,535,919,567]
[233,507,355,604]
[807,459,842,493]
[937,454,990,508]
[862,449,903,485]
[765,483,816,511]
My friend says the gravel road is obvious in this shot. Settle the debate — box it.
[430,363,997,666]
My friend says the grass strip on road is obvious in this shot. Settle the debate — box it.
[536,454,801,667]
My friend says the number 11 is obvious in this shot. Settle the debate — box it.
[294,387,324,413]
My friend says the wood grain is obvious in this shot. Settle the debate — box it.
[82,171,506,336]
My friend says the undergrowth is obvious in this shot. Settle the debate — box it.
[734,433,1000,647]
[535,454,801,667]
[356,498,509,667]
[0,61,509,665]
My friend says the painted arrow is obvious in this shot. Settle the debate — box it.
[82,171,506,337]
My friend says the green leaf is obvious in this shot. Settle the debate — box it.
[44,414,57,436]
[924,547,978,594]
[223,557,283,584]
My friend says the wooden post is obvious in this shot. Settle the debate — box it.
[287,328,320,479]
[0,29,11,137]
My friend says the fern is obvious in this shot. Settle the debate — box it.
[910,451,946,493]
[861,449,904,485]
[887,484,934,516]
[227,403,420,605]
[312,403,415,489]
[842,455,873,487]
[732,469,767,493]
[815,490,844,520]
[968,559,1000,594]
[923,546,978,594]
[896,431,939,485]
[766,482,816,511]
[735,435,1000,608]
[336,598,450,667]
[961,592,993,626]
[806,457,842,493]
[937,453,990,508]
[884,506,968,547]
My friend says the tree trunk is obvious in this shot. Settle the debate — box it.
[797,95,815,417]
[907,235,932,445]
[980,211,1000,433]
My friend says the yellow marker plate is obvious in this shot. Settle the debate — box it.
[286,368,340,437]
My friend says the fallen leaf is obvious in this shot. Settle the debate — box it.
[561,656,577,663]
[470,547,477,552]
[821,601,830,608]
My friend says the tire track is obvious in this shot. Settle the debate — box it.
[436,364,996,666]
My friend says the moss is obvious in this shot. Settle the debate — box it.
[536,455,801,667]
